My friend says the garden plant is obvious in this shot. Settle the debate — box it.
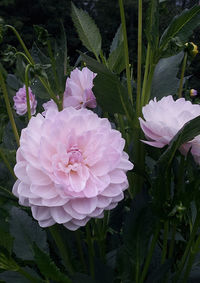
[0,0,200,282]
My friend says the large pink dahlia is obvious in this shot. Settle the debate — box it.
[139,95,200,163]
[13,107,133,230]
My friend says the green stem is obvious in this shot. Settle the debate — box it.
[182,233,200,283]
[6,25,34,64]
[161,221,169,264]
[118,0,133,104]
[143,65,155,106]
[49,225,74,275]
[0,69,20,146]
[178,52,187,98]
[140,44,150,108]
[136,0,142,117]
[169,222,177,258]
[25,64,32,121]
[86,223,95,278]
[0,148,16,178]
[16,52,33,65]
[0,185,18,201]
[174,210,200,282]
[75,230,87,273]
[47,39,61,94]
[140,224,160,283]
[99,50,108,67]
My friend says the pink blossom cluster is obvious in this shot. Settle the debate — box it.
[139,95,200,164]
[13,107,133,230]
[13,86,37,116]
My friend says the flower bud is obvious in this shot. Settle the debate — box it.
[190,89,198,97]
[185,42,198,57]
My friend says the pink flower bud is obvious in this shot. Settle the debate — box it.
[13,86,37,116]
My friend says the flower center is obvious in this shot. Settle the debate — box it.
[67,147,83,166]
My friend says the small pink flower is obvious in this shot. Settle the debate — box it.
[63,67,97,109]
[13,86,37,116]
[13,107,133,231]
[139,95,200,164]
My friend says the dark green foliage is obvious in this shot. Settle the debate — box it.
[9,207,48,260]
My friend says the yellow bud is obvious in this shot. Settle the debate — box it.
[83,62,86,66]
[185,42,198,57]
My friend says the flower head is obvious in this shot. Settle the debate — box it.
[63,67,97,109]
[190,89,198,97]
[13,86,37,116]
[13,107,133,230]
[139,96,200,163]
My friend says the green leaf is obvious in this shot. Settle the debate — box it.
[107,42,125,74]
[6,74,21,91]
[72,273,97,283]
[71,3,102,58]
[109,25,123,53]
[157,115,200,171]
[151,52,184,99]
[0,267,43,283]
[145,0,159,50]
[9,207,48,261]
[160,5,200,52]
[80,52,129,114]
[33,244,72,283]
[0,231,13,254]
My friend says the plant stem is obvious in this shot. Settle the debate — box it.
[25,64,32,121]
[140,44,150,108]
[0,69,20,146]
[0,148,16,178]
[174,209,200,282]
[140,223,160,283]
[118,0,133,104]
[136,0,142,117]
[6,25,34,65]
[49,225,74,275]
[143,65,155,106]
[99,50,108,67]
[161,221,169,264]
[169,222,177,258]
[178,52,187,98]
[16,52,33,65]
[75,230,87,273]
[0,185,18,201]
[86,223,95,278]
[47,39,61,94]
[182,233,200,283]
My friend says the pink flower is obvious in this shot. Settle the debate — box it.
[63,67,97,109]
[13,107,133,231]
[139,95,200,163]
[42,99,58,116]
[13,86,37,116]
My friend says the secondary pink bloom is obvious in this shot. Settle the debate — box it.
[42,99,58,116]
[63,67,97,109]
[139,95,200,163]
[13,86,37,116]
[13,107,133,231]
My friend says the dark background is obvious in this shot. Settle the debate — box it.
[0,0,199,90]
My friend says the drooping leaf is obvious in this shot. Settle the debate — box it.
[71,3,102,58]
[151,52,184,99]
[159,6,200,52]
[33,244,72,283]
[80,52,129,114]
[9,207,48,260]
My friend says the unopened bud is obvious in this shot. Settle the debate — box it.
[185,42,198,57]
[190,89,198,97]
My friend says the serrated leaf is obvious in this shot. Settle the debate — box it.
[151,52,184,99]
[33,244,72,283]
[110,25,123,53]
[9,207,48,261]
[80,52,129,114]
[160,5,200,52]
[71,3,102,58]
[108,42,125,74]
